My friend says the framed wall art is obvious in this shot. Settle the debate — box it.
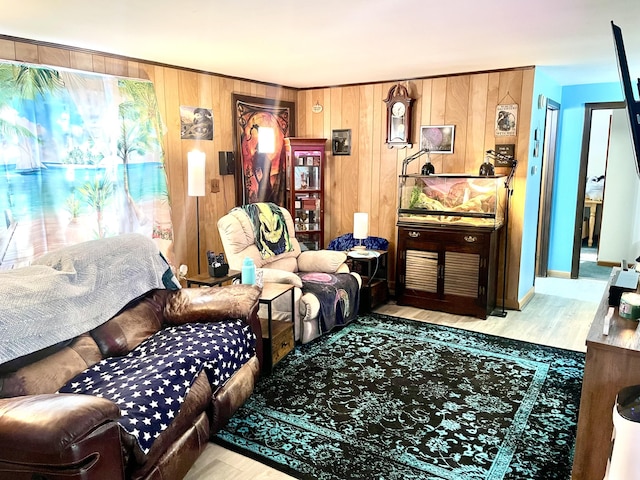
[232,94,295,207]
[420,125,455,154]
[495,104,518,136]
[180,106,213,140]
[332,129,351,155]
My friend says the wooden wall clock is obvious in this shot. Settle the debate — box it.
[384,84,414,148]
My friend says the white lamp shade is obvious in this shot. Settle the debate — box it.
[187,150,206,197]
[353,212,369,240]
[258,126,276,154]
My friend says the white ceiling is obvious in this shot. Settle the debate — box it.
[1,0,639,89]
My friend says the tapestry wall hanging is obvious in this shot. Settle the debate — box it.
[0,61,174,269]
[232,94,295,207]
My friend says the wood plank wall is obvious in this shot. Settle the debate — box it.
[297,70,534,309]
[0,36,534,308]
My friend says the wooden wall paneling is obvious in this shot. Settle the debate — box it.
[429,77,448,173]
[495,69,526,309]
[127,61,140,79]
[0,39,15,60]
[296,90,309,136]
[444,75,470,173]
[358,84,375,230]
[340,85,359,237]
[207,74,222,234]
[501,70,525,307]
[511,68,534,305]
[38,46,70,68]
[484,72,502,150]
[104,57,128,77]
[69,51,94,72]
[195,72,215,259]
[14,42,38,63]
[91,55,105,74]
[177,70,204,273]
[161,67,188,273]
[483,72,505,301]
[417,78,433,156]
[219,77,236,221]
[318,88,331,243]
[370,82,384,236]
[467,73,490,172]
[328,88,342,238]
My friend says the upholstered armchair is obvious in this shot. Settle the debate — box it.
[217,203,361,344]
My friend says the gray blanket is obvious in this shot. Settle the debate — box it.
[0,234,178,365]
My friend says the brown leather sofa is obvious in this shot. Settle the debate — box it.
[0,284,263,480]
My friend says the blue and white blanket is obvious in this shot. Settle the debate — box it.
[59,319,256,454]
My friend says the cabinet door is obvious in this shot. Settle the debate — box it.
[443,251,480,297]
[441,230,488,301]
[397,228,440,297]
[405,249,439,293]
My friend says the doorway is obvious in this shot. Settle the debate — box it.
[571,102,624,279]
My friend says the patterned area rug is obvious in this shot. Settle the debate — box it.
[215,314,585,480]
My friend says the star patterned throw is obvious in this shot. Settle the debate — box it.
[59,319,256,454]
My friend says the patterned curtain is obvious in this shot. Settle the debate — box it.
[0,61,174,270]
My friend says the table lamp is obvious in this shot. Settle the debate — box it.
[353,212,368,251]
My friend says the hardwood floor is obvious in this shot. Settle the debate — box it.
[184,276,607,479]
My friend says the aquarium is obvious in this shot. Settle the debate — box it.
[398,174,506,228]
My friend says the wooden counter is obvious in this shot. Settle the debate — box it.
[572,269,640,479]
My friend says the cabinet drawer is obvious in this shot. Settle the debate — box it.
[400,227,489,248]
[261,319,295,366]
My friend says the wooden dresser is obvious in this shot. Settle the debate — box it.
[572,269,640,479]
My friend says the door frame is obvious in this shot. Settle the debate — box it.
[570,101,624,279]
[535,99,560,278]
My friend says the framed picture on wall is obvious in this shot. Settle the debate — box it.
[332,129,351,155]
[232,94,295,207]
[495,104,518,136]
[420,125,455,154]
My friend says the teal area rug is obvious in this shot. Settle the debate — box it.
[215,314,585,480]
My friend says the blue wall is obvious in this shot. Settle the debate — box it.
[518,69,563,300]
[547,82,623,274]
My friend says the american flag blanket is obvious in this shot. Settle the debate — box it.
[59,319,256,454]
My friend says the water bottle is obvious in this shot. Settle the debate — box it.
[241,257,256,285]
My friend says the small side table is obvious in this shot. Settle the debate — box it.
[259,283,295,375]
[347,250,389,313]
[185,270,241,287]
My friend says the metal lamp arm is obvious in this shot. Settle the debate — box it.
[401,148,430,176]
